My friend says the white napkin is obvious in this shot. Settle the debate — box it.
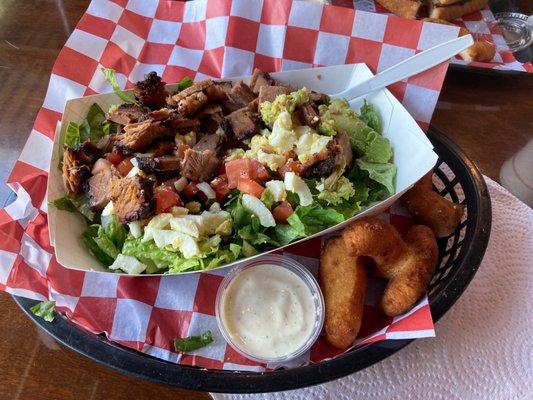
[213,177,533,399]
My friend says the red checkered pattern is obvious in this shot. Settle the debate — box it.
[0,0,452,371]
[330,0,533,73]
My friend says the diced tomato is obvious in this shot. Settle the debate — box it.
[278,160,303,178]
[225,158,253,189]
[106,151,126,166]
[273,202,294,224]
[154,186,183,213]
[181,182,199,198]
[211,174,230,202]
[251,159,270,182]
[237,176,265,198]
[117,157,134,176]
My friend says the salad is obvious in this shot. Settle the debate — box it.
[54,68,396,274]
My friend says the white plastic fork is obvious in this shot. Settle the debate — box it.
[331,34,474,101]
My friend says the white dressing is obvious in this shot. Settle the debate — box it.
[220,264,317,359]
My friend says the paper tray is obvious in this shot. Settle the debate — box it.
[48,63,438,275]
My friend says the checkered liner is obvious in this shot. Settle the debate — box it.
[330,0,533,73]
[1,0,462,371]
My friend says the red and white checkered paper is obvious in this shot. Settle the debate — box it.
[328,0,533,73]
[0,0,457,371]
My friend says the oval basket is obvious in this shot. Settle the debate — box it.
[14,126,492,393]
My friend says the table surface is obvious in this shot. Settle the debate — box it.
[0,1,531,399]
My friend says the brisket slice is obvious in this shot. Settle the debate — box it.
[134,71,169,110]
[62,147,93,195]
[309,91,330,106]
[227,81,256,107]
[107,104,148,126]
[193,133,225,154]
[249,68,274,94]
[224,106,260,140]
[136,155,181,173]
[180,148,220,182]
[258,85,290,105]
[110,175,155,224]
[303,140,342,179]
[86,160,120,211]
[115,120,169,153]
[299,102,320,127]
[166,80,217,116]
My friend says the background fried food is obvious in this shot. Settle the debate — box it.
[319,237,367,349]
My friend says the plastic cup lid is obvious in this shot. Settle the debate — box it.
[493,12,533,52]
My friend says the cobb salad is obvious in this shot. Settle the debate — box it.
[53,68,396,274]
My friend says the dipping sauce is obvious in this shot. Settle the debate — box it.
[219,263,318,360]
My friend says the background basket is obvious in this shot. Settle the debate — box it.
[14,126,491,393]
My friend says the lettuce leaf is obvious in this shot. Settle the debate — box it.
[64,103,110,149]
[82,225,116,267]
[356,159,396,195]
[173,331,213,352]
[177,76,193,91]
[275,203,344,245]
[51,195,96,222]
[121,238,241,274]
[101,67,137,103]
[360,100,381,133]
[30,300,55,322]
[101,214,127,250]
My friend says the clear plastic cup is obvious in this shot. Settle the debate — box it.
[215,254,324,364]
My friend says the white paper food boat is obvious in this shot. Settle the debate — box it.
[47,63,438,275]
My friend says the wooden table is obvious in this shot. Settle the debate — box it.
[0,1,531,399]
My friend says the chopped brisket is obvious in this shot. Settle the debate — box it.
[177,91,208,117]
[249,68,274,94]
[299,102,320,127]
[146,108,173,121]
[205,82,229,100]
[180,148,220,182]
[148,141,175,157]
[303,140,341,179]
[198,104,224,134]
[166,80,214,116]
[107,103,147,126]
[134,72,169,110]
[166,115,201,132]
[227,81,256,107]
[193,133,224,154]
[95,135,116,153]
[62,146,94,195]
[115,120,169,153]
[136,155,181,173]
[86,159,119,211]
[309,91,330,106]
[110,175,155,224]
[224,106,260,140]
[258,85,290,105]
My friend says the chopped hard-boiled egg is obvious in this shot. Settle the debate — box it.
[284,172,313,206]
[109,254,147,275]
[242,194,276,227]
[265,180,287,202]
[257,149,287,171]
[268,111,297,153]
[295,132,331,163]
[171,232,200,258]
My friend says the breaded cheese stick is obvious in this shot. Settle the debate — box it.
[319,237,366,349]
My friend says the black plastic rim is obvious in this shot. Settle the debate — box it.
[13,126,492,393]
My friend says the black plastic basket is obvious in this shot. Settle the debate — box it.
[14,126,491,393]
